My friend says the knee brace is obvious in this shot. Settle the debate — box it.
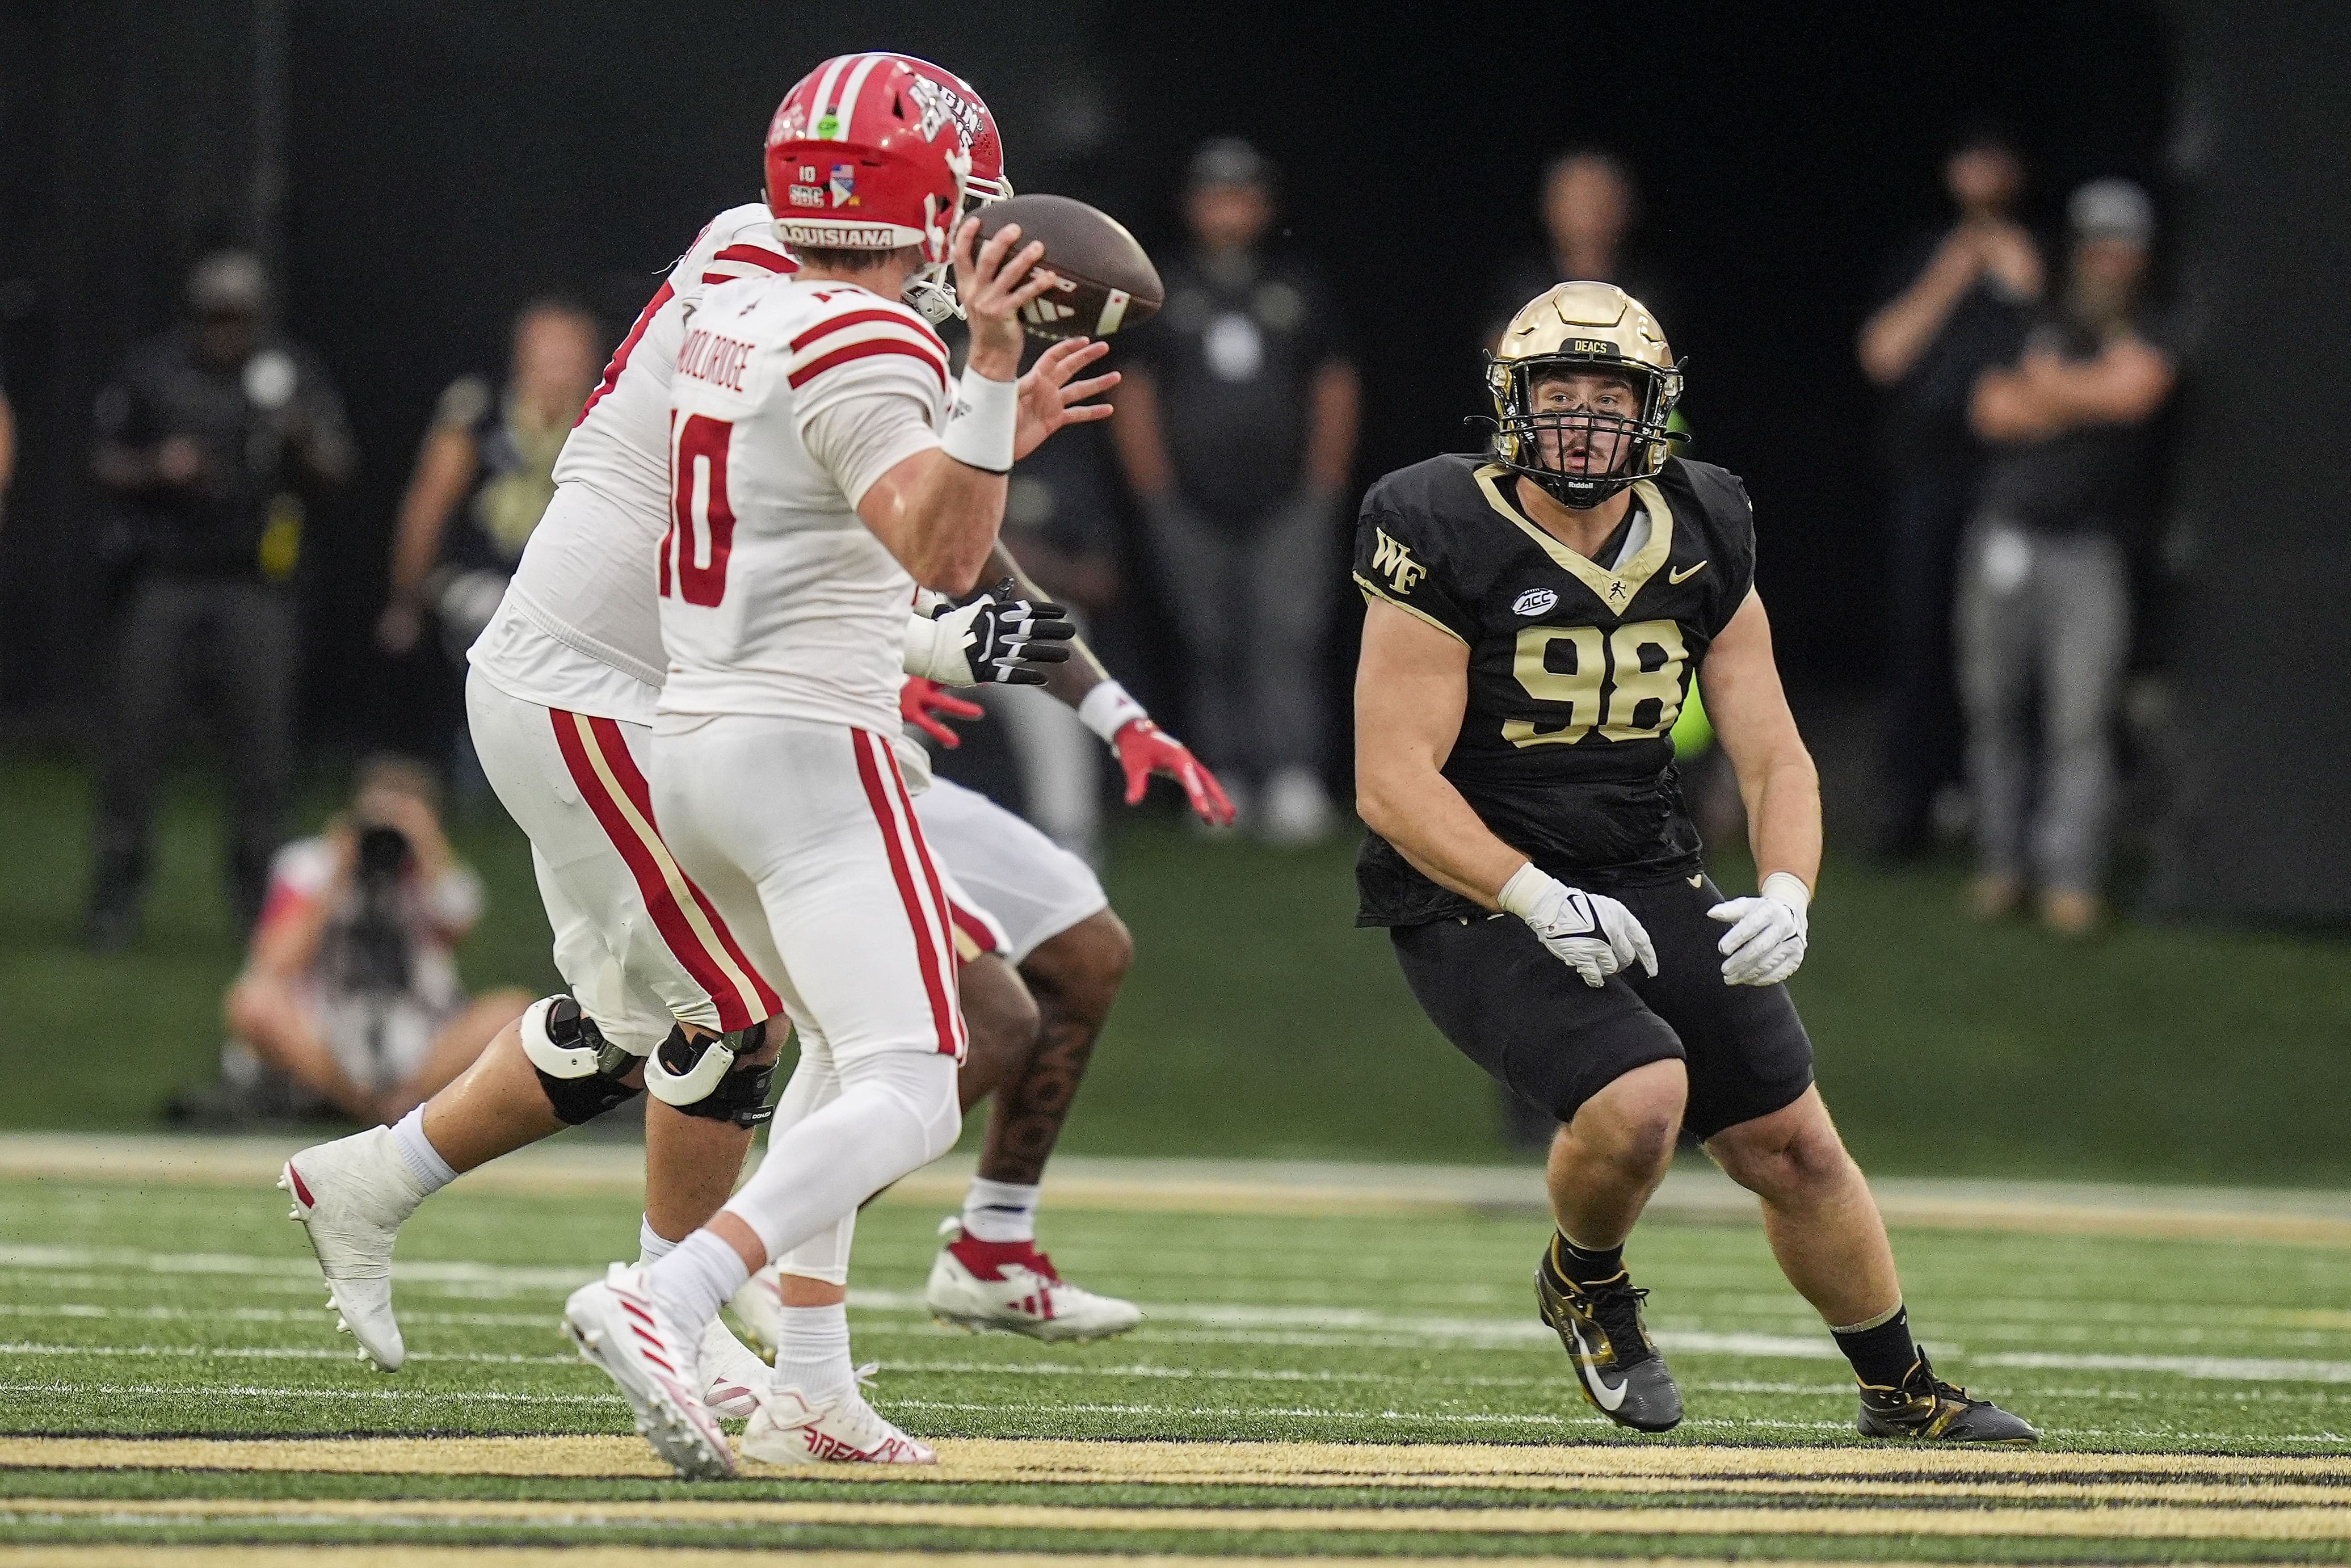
[646,1020,776,1127]
[519,995,644,1125]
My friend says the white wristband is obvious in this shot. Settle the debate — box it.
[1761,871,1812,911]
[1078,679,1149,743]
[901,611,945,680]
[1495,863,1559,920]
[940,364,1017,473]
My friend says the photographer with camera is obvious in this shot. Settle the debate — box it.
[223,756,530,1124]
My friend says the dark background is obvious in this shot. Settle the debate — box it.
[1,0,2344,915]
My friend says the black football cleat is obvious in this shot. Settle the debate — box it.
[1857,1352,2038,1443]
[1535,1258,1683,1432]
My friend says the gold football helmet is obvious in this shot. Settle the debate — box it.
[1483,281,1683,509]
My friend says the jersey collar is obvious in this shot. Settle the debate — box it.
[1473,463,1676,616]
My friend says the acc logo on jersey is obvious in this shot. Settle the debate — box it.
[828,165,858,207]
[1372,529,1427,594]
[1512,587,1559,617]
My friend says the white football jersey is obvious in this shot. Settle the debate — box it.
[656,275,952,734]
[468,203,790,720]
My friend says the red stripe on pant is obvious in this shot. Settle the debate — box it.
[948,902,1001,961]
[546,708,777,1031]
[582,714,785,1021]
[881,735,970,1053]
[849,730,962,1056]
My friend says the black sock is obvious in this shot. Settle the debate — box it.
[1833,1304,1918,1387]
[1542,1230,1625,1290]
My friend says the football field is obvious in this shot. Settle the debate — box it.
[3,1138,2349,1562]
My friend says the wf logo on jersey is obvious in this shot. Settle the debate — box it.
[905,75,981,151]
[1372,530,1427,594]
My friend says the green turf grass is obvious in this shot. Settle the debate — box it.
[4,748,2351,1182]
[2,1165,2349,1557]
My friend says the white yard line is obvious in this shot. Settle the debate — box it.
[0,1342,579,1367]
[0,1380,612,1404]
[10,1135,2351,1241]
[11,1248,2351,1384]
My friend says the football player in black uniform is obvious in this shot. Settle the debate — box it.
[1352,283,2033,1443]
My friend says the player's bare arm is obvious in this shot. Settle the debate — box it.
[853,220,1065,593]
[1697,587,1822,988]
[1353,600,1521,906]
[1697,588,1821,894]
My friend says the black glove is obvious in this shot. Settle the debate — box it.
[922,577,1076,686]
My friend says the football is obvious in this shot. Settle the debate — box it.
[975,193,1163,339]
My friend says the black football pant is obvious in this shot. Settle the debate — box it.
[1391,875,1816,1142]
[90,576,298,935]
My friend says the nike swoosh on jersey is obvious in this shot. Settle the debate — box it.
[1566,1317,1630,1411]
[1669,560,1709,585]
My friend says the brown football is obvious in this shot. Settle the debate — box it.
[975,193,1163,339]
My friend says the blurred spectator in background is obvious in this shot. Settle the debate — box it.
[220,755,529,1125]
[376,297,602,664]
[1960,179,2173,937]
[1483,148,1677,351]
[1113,137,1359,844]
[85,251,354,951]
[1857,127,2039,859]
[978,423,1126,861]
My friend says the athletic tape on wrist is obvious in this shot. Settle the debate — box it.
[940,365,1017,473]
[1078,679,1149,743]
[901,611,945,680]
[1495,863,1559,921]
[1761,871,1812,911]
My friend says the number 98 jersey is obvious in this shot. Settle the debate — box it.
[1352,453,1758,927]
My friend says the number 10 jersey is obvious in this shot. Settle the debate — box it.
[1351,453,1759,927]
[657,274,952,734]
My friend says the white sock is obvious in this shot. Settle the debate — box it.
[389,1108,456,1197]
[772,1301,854,1402]
[637,1217,679,1266]
[645,1229,747,1332]
[962,1177,1040,1243]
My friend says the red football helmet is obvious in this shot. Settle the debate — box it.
[764,53,1008,318]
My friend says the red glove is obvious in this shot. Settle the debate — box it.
[900,677,985,747]
[1113,719,1237,827]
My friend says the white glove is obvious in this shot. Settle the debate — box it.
[1498,864,1659,989]
[1707,871,1810,987]
[900,579,1075,686]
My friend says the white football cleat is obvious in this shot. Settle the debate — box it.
[924,1217,1143,1342]
[279,1127,424,1372]
[700,1317,771,1422]
[726,1265,786,1364]
[562,1263,735,1479]
[739,1366,936,1466]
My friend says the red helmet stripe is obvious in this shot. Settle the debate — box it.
[804,54,853,133]
[830,53,890,142]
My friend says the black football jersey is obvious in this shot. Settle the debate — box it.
[1352,453,1759,927]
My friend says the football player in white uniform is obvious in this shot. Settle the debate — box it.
[550,53,1135,1479]
[279,54,1221,1475]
